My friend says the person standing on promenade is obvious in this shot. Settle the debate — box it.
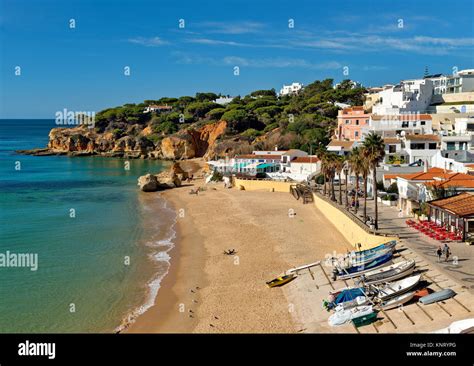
[443,243,451,263]
[436,246,443,262]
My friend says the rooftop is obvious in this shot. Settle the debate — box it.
[327,140,355,149]
[405,134,440,141]
[371,114,432,121]
[291,156,320,164]
[428,192,474,217]
[235,154,282,160]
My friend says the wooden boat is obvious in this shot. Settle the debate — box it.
[375,274,421,301]
[433,318,474,334]
[325,288,371,310]
[266,274,296,288]
[358,260,416,286]
[333,252,393,280]
[377,291,415,310]
[419,288,456,305]
[352,311,378,327]
[356,240,397,255]
[328,305,374,326]
[338,247,393,268]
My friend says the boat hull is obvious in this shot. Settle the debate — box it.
[419,289,456,305]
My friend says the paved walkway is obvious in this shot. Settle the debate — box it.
[358,199,474,293]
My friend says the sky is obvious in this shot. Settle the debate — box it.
[0,0,473,118]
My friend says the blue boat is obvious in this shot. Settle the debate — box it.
[352,240,397,257]
[324,288,367,310]
[340,246,393,268]
[333,252,393,280]
[419,289,456,305]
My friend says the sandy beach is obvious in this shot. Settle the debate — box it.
[126,175,352,333]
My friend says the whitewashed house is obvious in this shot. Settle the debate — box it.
[372,78,434,115]
[279,82,303,96]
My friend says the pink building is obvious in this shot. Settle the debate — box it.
[335,106,371,141]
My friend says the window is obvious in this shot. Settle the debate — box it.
[446,142,455,151]
[410,143,425,150]
[421,121,426,126]
[389,145,396,153]
[356,120,359,125]
[355,131,359,137]
[412,122,417,127]
[429,143,437,150]
[345,120,350,124]
[365,119,369,124]
[402,121,409,128]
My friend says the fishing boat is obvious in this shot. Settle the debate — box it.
[433,318,474,334]
[419,288,456,305]
[324,288,371,310]
[328,305,374,326]
[332,252,393,280]
[358,260,416,286]
[375,274,421,301]
[352,311,378,327]
[356,240,397,255]
[266,274,296,288]
[377,291,415,310]
[338,247,393,269]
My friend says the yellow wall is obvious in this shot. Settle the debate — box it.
[233,178,292,193]
[313,193,397,250]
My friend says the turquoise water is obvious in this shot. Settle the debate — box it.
[0,119,173,332]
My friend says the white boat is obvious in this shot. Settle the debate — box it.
[358,260,416,286]
[433,318,474,334]
[328,305,374,326]
[378,291,415,310]
[375,274,421,301]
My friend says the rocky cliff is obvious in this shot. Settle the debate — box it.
[20,120,229,160]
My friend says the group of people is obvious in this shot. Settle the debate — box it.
[436,243,452,263]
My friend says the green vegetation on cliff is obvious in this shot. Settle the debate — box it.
[94,78,366,153]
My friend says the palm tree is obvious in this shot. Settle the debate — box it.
[363,133,386,230]
[348,147,362,214]
[343,158,350,208]
[326,153,338,201]
[318,148,329,196]
[334,155,345,205]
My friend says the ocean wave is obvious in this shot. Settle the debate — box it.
[115,195,178,333]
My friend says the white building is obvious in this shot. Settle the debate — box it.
[327,140,358,156]
[427,69,474,95]
[454,117,474,135]
[279,82,303,96]
[214,96,235,105]
[372,79,434,115]
[404,134,440,165]
[361,113,433,139]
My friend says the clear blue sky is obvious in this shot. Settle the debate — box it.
[1,0,473,118]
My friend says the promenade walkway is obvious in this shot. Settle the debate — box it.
[359,199,474,293]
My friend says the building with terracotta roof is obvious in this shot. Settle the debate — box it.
[335,106,370,141]
[327,139,358,156]
[395,167,474,215]
[426,192,474,241]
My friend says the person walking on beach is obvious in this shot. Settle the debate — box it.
[442,243,451,263]
[436,246,442,262]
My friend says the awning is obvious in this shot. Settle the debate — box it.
[257,163,278,169]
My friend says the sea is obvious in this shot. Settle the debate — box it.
[0,119,175,332]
